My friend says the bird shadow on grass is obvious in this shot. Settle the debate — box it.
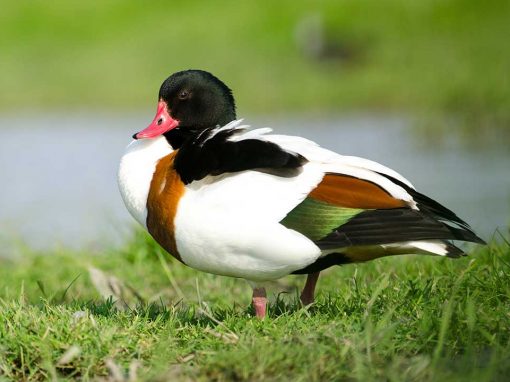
[30,264,329,327]
[64,295,316,324]
[32,283,331,328]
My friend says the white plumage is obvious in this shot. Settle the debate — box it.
[118,120,450,283]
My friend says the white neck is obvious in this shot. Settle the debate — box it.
[118,136,173,227]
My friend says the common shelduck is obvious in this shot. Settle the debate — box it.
[118,70,484,318]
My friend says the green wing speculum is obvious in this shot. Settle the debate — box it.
[280,197,363,242]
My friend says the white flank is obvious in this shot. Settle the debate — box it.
[174,204,321,281]
[118,136,173,227]
[174,161,325,281]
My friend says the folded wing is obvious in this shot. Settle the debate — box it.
[280,169,484,269]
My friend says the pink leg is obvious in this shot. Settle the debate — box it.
[252,287,267,319]
[300,272,320,305]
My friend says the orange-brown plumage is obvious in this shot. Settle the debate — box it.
[147,150,186,262]
[309,174,407,209]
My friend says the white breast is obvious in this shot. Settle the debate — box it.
[118,136,173,227]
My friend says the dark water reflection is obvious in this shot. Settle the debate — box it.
[0,113,508,254]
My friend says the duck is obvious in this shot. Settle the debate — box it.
[118,69,484,318]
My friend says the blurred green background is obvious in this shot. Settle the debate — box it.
[0,4,509,379]
[1,0,509,130]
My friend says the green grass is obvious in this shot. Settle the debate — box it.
[0,231,509,381]
[1,0,509,131]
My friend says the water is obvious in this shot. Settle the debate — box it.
[0,113,508,254]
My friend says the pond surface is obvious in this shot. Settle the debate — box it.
[0,113,508,254]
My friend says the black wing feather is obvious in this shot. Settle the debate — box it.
[377,172,473,229]
[174,127,307,184]
[316,208,485,250]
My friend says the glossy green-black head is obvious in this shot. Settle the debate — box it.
[134,70,236,140]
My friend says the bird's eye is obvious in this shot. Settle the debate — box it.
[178,91,190,100]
